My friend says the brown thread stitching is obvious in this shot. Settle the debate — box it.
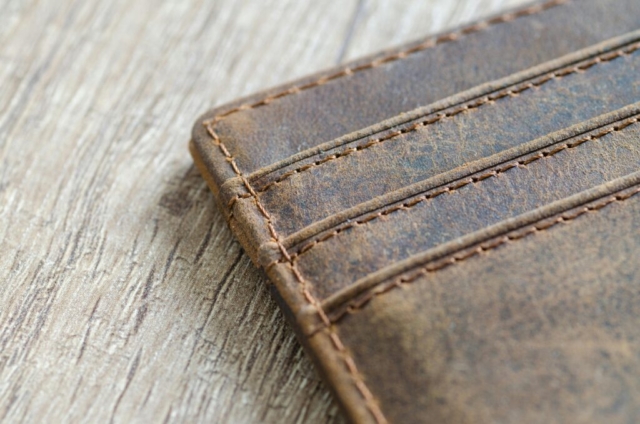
[213,0,569,205]
[241,40,640,199]
[205,3,573,420]
[206,0,567,126]
[328,185,640,325]
[204,122,388,423]
[276,114,640,264]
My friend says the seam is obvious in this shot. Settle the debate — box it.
[204,121,388,423]
[322,184,640,327]
[202,2,569,420]
[209,0,569,208]
[234,39,640,202]
[275,113,640,264]
[209,0,566,125]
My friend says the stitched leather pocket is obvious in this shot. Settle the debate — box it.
[290,110,640,299]
[256,37,640,237]
[190,2,640,422]
[335,181,640,423]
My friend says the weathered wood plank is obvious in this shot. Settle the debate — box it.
[0,0,527,422]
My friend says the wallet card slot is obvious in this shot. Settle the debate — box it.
[248,30,640,191]
[282,103,640,251]
[320,172,640,321]
[287,111,640,300]
[195,0,640,182]
[255,39,640,237]
[331,185,640,423]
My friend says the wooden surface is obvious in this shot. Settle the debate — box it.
[0,0,528,422]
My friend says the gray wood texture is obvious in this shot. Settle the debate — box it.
[0,0,528,422]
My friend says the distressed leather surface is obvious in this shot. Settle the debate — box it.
[192,0,640,193]
[337,189,640,423]
[261,38,640,237]
[190,0,640,422]
[294,110,640,300]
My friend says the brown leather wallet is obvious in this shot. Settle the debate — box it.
[191,0,640,422]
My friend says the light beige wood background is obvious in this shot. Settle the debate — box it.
[0,0,529,422]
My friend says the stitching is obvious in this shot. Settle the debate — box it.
[212,0,569,209]
[207,0,566,126]
[324,184,640,326]
[275,114,640,264]
[204,121,388,423]
[204,2,570,420]
[235,40,640,201]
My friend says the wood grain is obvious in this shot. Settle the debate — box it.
[0,0,529,422]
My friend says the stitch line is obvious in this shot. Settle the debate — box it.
[205,2,570,419]
[204,121,388,423]
[206,0,567,129]
[324,184,640,326]
[216,1,571,207]
[230,40,640,203]
[275,114,640,264]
